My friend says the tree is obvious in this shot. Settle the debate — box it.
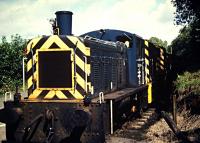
[149,37,168,52]
[171,0,200,25]
[171,0,200,72]
[0,35,26,94]
[171,24,200,72]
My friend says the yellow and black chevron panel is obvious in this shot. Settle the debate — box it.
[26,35,92,100]
[144,40,152,104]
[159,48,165,70]
[144,40,150,84]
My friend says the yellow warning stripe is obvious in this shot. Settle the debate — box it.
[145,68,149,75]
[160,65,164,70]
[68,36,90,56]
[145,49,149,56]
[148,83,152,103]
[69,90,84,99]
[44,91,56,99]
[27,72,37,89]
[56,91,68,99]
[160,60,164,65]
[26,37,42,54]
[76,55,90,74]
[144,40,149,47]
[40,35,70,50]
[29,89,42,99]
[160,55,165,60]
[27,54,37,72]
[76,73,86,91]
[145,58,149,65]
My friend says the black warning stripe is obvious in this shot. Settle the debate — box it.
[26,63,36,80]
[49,42,60,49]
[61,90,75,99]
[52,96,60,100]
[76,64,91,82]
[28,84,37,95]
[28,85,33,95]
[75,47,91,64]
[60,36,90,64]
[76,83,85,96]
[37,90,49,99]
[60,36,75,49]
[146,64,150,69]
[144,54,150,59]
[27,36,49,60]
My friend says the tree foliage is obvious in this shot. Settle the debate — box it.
[171,22,200,72]
[149,37,169,52]
[0,34,26,94]
[171,0,200,25]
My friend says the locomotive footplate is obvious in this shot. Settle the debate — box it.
[92,86,148,135]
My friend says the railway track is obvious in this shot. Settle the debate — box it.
[106,108,158,143]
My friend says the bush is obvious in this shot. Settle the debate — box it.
[174,71,200,96]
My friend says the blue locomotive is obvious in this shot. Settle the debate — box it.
[0,11,168,143]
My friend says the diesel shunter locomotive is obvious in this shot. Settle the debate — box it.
[0,11,168,143]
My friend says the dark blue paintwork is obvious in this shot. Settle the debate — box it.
[55,11,73,35]
[81,29,138,86]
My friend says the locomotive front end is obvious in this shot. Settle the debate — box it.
[2,35,107,143]
[26,35,92,100]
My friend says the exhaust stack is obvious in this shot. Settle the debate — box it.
[55,11,73,35]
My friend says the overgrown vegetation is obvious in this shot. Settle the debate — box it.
[171,0,200,102]
[0,34,26,95]
[175,71,200,96]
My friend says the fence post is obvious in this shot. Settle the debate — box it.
[172,94,177,125]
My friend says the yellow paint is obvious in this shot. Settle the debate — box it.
[56,91,68,99]
[27,72,37,89]
[40,35,69,50]
[145,49,149,56]
[69,90,84,99]
[29,89,42,99]
[160,65,164,70]
[145,68,149,75]
[76,73,86,91]
[44,91,55,99]
[144,40,149,47]
[27,54,37,72]
[68,36,90,56]
[26,37,42,54]
[160,60,164,65]
[148,83,152,103]
[160,55,165,60]
[145,58,149,65]
[75,55,90,74]
[26,35,91,100]
[145,67,150,83]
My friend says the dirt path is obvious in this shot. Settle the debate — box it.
[106,108,159,143]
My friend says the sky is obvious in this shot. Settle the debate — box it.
[0,0,182,44]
